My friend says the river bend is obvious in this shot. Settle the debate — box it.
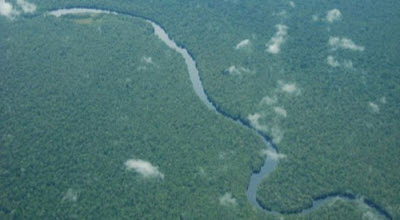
[44,8,392,219]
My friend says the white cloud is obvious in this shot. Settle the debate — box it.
[327,55,340,67]
[125,159,164,179]
[218,151,228,160]
[312,15,319,22]
[329,37,365,51]
[0,0,36,18]
[266,24,288,54]
[260,95,277,106]
[289,1,296,8]
[62,188,78,202]
[226,65,251,75]
[16,0,36,13]
[248,113,268,132]
[0,0,19,19]
[368,102,379,113]
[282,83,297,93]
[260,149,286,160]
[326,9,342,23]
[343,60,353,69]
[235,39,250,49]
[279,81,300,95]
[362,211,380,220]
[227,66,240,75]
[141,56,153,64]
[380,97,386,104]
[198,167,206,176]
[273,107,287,117]
[219,193,237,206]
[327,56,353,68]
[271,125,284,144]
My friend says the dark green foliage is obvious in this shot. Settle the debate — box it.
[1,0,400,219]
[0,14,267,219]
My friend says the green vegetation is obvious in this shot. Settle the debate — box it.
[1,0,400,219]
[0,14,267,219]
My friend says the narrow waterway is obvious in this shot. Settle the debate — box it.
[46,8,392,219]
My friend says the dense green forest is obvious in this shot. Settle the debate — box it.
[0,13,268,219]
[1,0,400,219]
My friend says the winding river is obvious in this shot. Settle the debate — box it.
[46,8,392,219]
